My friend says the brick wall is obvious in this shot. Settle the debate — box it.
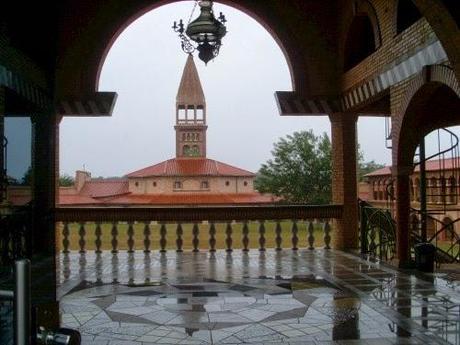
[339,1,436,93]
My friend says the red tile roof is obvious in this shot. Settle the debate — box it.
[365,158,460,177]
[78,179,129,198]
[127,158,255,178]
[58,193,276,206]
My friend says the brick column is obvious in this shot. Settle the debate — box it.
[329,113,358,249]
[31,110,60,329]
[393,166,412,267]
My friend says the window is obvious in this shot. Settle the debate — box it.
[244,181,248,187]
[135,182,139,187]
[174,181,182,189]
[225,181,230,186]
[192,145,200,156]
[178,108,186,121]
[196,107,204,121]
[201,181,209,189]
[183,145,190,156]
[153,181,157,187]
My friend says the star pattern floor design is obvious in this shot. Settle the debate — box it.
[57,250,459,345]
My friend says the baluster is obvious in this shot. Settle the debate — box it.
[258,221,266,252]
[62,222,70,253]
[225,222,233,252]
[176,223,183,252]
[127,221,135,253]
[192,223,200,252]
[143,222,151,253]
[308,221,315,250]
[78,222,86,253]
[291,220,299,250]
[209,222,216,252]
[160,223,167,253]
[111,222,119,253]
[242,222,250,252]
[324,221,331,249]
[275,221,282,251]
[95,222,102,254]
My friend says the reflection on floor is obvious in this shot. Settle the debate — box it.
[57,250,460,345]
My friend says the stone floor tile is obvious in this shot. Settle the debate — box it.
[57,250,459,345]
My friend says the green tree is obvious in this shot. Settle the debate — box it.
[59,174,75,187]
[18,166,75,187]
[255,130,332,204]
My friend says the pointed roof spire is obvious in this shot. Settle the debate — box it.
[176,54,206,106]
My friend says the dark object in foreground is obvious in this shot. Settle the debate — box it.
[414,242,436,273]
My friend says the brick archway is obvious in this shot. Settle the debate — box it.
[393,64,460,170]
[55,0,318,100]
[413,0,460,83]
[391,64,460,265]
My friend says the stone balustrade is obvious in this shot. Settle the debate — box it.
[55,205,342,253]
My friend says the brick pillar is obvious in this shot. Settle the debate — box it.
[329,113,358,249]
[393,166,412,267]
[31,110,60,329]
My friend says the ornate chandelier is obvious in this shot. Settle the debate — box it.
[172,0,227,65]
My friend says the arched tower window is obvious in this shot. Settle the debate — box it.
[183,145,190,156]
[344,14,377,71]
[192,145,200,156]
[396,0,422,34]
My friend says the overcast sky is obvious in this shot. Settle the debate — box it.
[5,1,459,179]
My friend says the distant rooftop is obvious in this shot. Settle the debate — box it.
[365,157,460,177]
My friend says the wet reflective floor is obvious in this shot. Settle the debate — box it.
[57,250,460,345]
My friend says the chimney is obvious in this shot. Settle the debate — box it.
[75,170,91,192]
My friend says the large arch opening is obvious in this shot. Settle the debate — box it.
[93,1,298,94]
[396,82,460,169]
[393,78,460,263]
[59,2,324,179]
[58,1,333,253]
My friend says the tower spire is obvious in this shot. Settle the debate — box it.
[175,55,208,158]
[176,54,205,106]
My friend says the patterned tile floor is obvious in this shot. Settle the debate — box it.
[57,250,460,345]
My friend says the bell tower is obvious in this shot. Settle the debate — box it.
[175,54,207,158]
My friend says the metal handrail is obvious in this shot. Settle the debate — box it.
[0,259,31,345]
[0,260,81,345]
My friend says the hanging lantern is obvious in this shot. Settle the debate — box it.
[172,0,227,64]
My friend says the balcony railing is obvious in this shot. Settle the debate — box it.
[55,205,343,253]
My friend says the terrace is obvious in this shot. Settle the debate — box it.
[57,249,459,345]
[52,205,460,344]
